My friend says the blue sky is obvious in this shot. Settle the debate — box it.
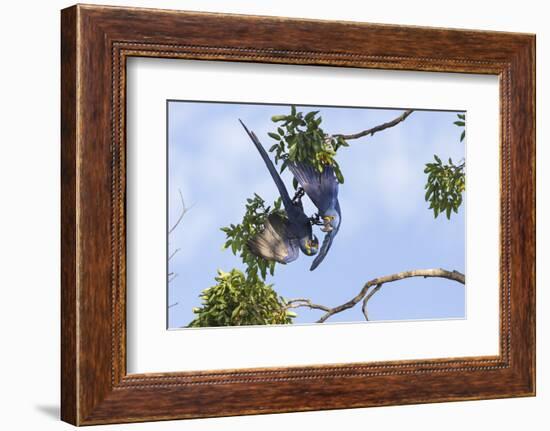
[167,101,465,329]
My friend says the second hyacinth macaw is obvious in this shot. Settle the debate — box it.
[288,161,342,270]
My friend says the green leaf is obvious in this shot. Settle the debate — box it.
[231,302,241,319]
[268,132,281,140]
[305,110,319,121]
[288,144,297,159]
[460,130,465,142]
[271,115,286,122]
[333,164,344,184]
[425,187,433,201]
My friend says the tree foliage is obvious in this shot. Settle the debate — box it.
[268,106,348,184]
[424,155,465,219]
[423,113,466,219]
[455,114,466,143]
[188,269,295,327]
[220,193,283,281]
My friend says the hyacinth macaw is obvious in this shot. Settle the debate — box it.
[239,120,319,264]
[288,161,341,270]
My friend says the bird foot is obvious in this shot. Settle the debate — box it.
[309,213,323,226]
[292,187,305,204]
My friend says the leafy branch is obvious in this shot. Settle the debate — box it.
[220,193,284,281]
[424,156,465,219]
[268,106,414,185]
[268,106,348,184]
[455,113,466,143]
[424,113,466,219]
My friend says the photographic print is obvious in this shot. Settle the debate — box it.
[167,101,466,329]
[60,7,535,423]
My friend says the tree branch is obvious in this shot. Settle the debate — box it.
[317,268,463,322]
[285,298,331,313]
[168,248,181,262]
[361,283,382,321]
[286,268,464,323]
[168,189,189,284]
[333,109,414,141]
[169,189,188,234]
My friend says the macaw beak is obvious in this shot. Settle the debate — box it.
[321,217,334,233]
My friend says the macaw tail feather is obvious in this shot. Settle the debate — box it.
[239,120,293,211]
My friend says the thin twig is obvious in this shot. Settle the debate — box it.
[169,189,188,234]
[168,189,188,283]
[168,248,181,262]
[333,109,414,141]
[285,298,331,313]
[361,284,383,321]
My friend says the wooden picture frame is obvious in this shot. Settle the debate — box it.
[61,4,536,425]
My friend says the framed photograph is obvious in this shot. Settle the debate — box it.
[61,4,535,425]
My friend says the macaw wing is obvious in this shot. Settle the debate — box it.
[288,161,338,213]
[310,201,341,271]
[247,213,299,264]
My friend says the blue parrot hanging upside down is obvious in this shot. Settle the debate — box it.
[239,120,319,264]
[288,161,342,270]
[239,120,341,270]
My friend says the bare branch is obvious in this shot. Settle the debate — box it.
[285,298,331,313]
[313,268,464,323]
[169,189,188,234]
[361,284,382,321]
[168,248,181,262]
[361,297,369,320]
[168,302,179,309]
[168,189,189,284]
[333,109,414,141]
